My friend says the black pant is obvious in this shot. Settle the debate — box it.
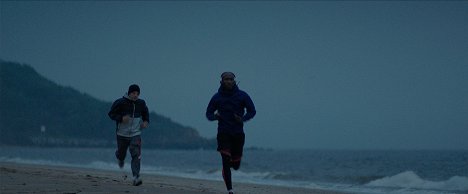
[217,132,245,191]
[115,135,142,178]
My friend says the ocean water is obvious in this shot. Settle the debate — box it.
[1,146,467,194]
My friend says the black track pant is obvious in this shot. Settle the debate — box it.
[217,132,245,191]
[115,135,141,178]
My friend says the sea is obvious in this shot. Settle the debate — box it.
[1,146,467,194]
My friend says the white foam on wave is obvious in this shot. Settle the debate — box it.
[143,164,325,191]
[366,171,468,192]
[0,156,129,172]
[0,156,72,167]
[143,165,275,183]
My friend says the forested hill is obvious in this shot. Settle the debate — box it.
[0,60,216,149]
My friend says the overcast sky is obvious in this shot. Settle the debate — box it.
[1,1,467,150]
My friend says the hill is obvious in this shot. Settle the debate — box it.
[0,60,216,149]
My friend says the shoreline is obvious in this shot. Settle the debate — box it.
[0,162,345,194]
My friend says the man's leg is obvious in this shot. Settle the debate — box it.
[129,135,142,185]
[221,153,233,191]
[115,135,130,168]
[217,133,233,191]
[231,157,241,170]
[231,133,245,171]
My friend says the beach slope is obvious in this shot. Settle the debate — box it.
[0,162,344,194]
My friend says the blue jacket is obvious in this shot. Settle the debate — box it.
[206,85,256,134]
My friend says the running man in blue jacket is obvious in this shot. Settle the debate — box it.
[206,72,256,194]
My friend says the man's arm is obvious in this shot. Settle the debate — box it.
[140,100,150,129]
[242,93,256,122]
[206,95,219,121]
[108,99,123,122]
[141,100,150,123]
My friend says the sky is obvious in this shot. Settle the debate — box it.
[1,1,467,150]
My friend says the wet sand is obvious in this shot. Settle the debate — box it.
[0,162,345,194]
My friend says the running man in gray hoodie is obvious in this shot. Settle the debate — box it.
[108,84,149,186]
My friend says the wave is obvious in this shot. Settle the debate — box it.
[0,157,274,182]
[0,157,75,167]
[366,171,468,192]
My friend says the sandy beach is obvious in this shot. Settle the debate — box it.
[0,162,344,194]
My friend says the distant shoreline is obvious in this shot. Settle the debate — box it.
[3,145,468,152]
[0,162,345,194]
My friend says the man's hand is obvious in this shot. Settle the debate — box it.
[215,112,221,120]
[122,115,131,123]
[234,114,243,123]
[140,121,149,129]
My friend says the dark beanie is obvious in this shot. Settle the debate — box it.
[221,72,236,79]
[128,84,140,94]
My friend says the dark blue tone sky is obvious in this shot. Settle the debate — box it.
[1,1,467,149]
